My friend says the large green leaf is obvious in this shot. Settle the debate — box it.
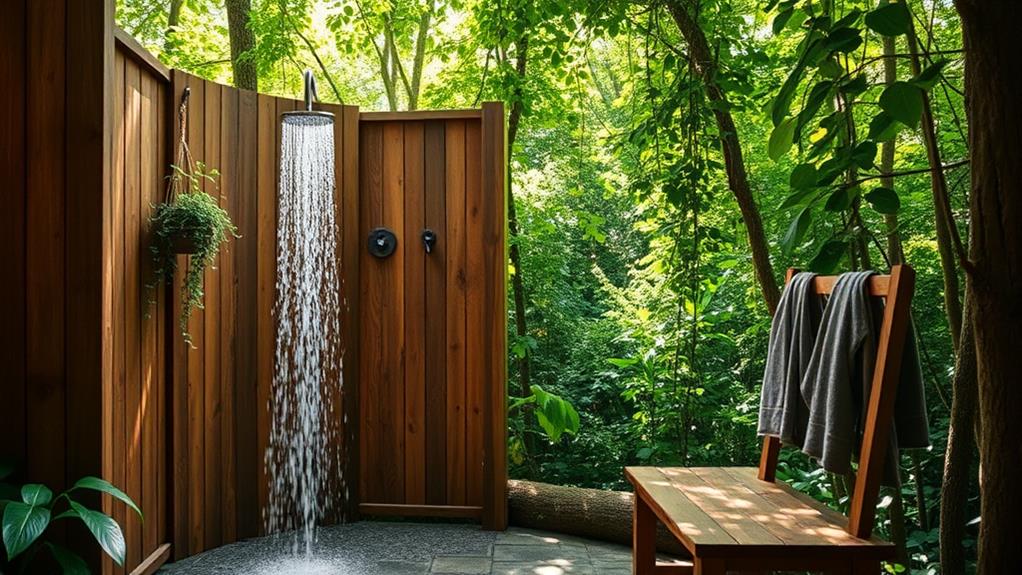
[768,117,797,161]
[782,207,812,255]
[865,187,901,214]
[67,500,126,566]
[789,163,819,189]
[530,385,580,443]
[2,501,50,560]
[868,112,901,142]
[911,60,948,91]
[72,476,142,519]
[21,484,53,507]
[865,2,911,36]
[879,82,923,128]
[825,28,862,53]
[46,542,90,575]
[809,240,848,273]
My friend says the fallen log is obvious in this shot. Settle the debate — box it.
[507,479,688,556]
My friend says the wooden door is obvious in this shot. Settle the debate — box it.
[357,111,505,525]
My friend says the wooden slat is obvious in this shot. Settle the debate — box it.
[810,274,890,296]
[111,51,128,571]
[139,68,160,558]
[403,121,427,505]
[625,467,736,550]
[255,92,276,523]
[186,74,206,555]
[444,120,468,506]
[26,0,67,501]
[340,105,361,520]
[202,80,223,551]
[170,71,190,561]
[464,119,485,507]
[114,27,170,82]
[155,70,169,548]
[359,122,384,504]
[381,121,406,502]
[233,88,259,538]
[0,0,26,478]
[658,467,782,546]
[124,56,143,571]
[220,85,238,543]
[129,543,171,575]
[480,102,507,530]
[423,120,448,506]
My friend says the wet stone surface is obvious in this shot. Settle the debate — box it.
[158,523,643,574]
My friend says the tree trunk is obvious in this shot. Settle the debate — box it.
[225,0,257,91]
[506,34,535,460]
[508,479,687,555]
[940,293,978,575]
[165,0,184,52]
[954,2,1022,573]
[667,0,780,314]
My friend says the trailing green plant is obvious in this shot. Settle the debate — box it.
[149,161,237,345]
[0,463,141,574]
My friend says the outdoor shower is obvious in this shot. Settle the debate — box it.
[265,69,343,558]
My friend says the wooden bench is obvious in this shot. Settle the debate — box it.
[626,266,915,574]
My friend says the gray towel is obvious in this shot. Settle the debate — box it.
[758,272,822,446]
[759,271,930,486]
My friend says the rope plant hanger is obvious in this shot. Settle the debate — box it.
[148,86,237,345]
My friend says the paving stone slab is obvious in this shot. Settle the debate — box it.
[430,555,493,574]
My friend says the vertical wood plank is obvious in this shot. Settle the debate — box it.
[481,102,507,529]
[403,121,427,505]
[0,0,26,483]
[111,52,128,570]
[25,0,67,505]
[139,69,159,558]
[255,93,276,523]
[202,81,223,551]
[359,123,384,504]
[234,88,259,538]
[341,106,361,519]
[220,85,239,544]
[444,119,467,506]
[381,121,406,503]
[464,119,484,507]
[156,77,169,548]
[170,71,190,561]
[186,75,206,555]
[124,57,143,571]
[423,120,448,506]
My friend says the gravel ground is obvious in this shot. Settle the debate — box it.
[158,522,645,574]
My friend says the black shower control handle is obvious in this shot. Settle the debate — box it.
[422,229,437,254]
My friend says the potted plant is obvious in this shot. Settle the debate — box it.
[149,88,237,345]
[1,460,141,573]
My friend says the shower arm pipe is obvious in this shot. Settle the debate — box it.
[303,69,317,112]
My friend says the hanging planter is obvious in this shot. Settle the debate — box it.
[148,87,238,345]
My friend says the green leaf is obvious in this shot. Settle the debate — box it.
[772,8,795,35]
[825,28,862,53]
[46,542,90,575]
[809,240,847,273]
[825,186,858,212]
[852,141,879,169]
[780,187,820,210]
[790,163,819,189]
[782,207,812,255]
[768,117,798,161]
[865,187,901,213]
[72,476,142,519]
[879,82,923,128]
[865,2,911,36]
[2,501,50,560]
[868,112,902,142]
[21,484,52,507]
[911,60,948,90]
[67,501,125,566]
[817,59,844,79]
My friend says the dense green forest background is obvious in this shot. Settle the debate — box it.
[117,1,976,572]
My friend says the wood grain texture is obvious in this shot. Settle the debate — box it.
[340,105,361,520]
[359,122,384,504]
[381,121,406,503]
[464,119,485,508]
[112,51,128,571]
[219,85,238,544]
[403,121,427,505]
[444,120,468,506]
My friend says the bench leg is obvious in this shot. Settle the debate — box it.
[633,493,657,575]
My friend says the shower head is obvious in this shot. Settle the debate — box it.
[281,69,334,126]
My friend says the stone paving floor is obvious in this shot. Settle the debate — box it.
[158,521,655,574]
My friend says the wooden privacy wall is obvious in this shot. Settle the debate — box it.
[167,71,361,558]
[107,35,172,574]
[357,109,507,529]
[0,0,114,568]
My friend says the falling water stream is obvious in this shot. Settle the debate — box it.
[265,113,343,559]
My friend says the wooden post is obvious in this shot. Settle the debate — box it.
[632,494,657,575]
